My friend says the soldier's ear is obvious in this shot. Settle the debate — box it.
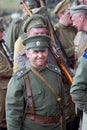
[25,49,30,57]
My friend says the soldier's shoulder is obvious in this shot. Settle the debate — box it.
[13,67,30,80]
[46,64,61,74]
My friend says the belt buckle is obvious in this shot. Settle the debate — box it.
[30,114,35,120]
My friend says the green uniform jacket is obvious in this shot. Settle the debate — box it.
[70,51,87,114]
[6,17,26,57]
[55,23,77,58]
[6,64,65,130]
[0,40,12,127]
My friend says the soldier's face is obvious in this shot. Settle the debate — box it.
[26,48,48,68]
[72,13,85,31]
[60,9,72,26]
[27,27,47,37]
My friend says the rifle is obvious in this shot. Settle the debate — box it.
[20,0,32,16]
[20,0,73,85]
[39,0,73,84]
[1,39,13,67]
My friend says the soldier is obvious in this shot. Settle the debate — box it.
[70,4,87,130]
[53,1,81,130]
[6,34,66,130]
[70,4,87,60]
[5,0,38,57]
[0,18,12,130]
[54,0,77,68]
[70,52,87,130]
[13,14,48,73]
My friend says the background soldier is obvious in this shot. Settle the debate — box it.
[6,34,66,130]
[0,18,12,130]
[13,14,48,73]
[5,0,38,57]
[70,4,87,60]
[53,1,81,130]
[54,0,77,68]
[70,4,87,130]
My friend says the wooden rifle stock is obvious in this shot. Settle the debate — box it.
[48,43,73,85]
[21,0,32,16]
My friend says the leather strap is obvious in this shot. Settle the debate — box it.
[24,74,35,114]
[25,113,60,124]
[29,66,62,109]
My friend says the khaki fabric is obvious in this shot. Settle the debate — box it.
[74,31,87,59]
[0,79,9,128]
[76,40,87,59]
[0,51,12,77]
[13,36,25,73]
[55,23,76,57]
[0,44,12,128]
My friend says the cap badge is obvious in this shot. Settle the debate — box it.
[36,41,40,46]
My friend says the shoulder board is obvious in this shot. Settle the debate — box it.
[82,50,87,59]
[13,67,30,80]
[46,64,61,74]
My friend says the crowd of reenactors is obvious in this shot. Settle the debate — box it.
[0,0,87,130]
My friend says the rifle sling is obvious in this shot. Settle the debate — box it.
[29,66,62,108]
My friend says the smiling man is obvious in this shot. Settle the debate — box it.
[6,34,66,130]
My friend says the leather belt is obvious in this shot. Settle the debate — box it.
[0,77,10,80]
[25,114,60,124]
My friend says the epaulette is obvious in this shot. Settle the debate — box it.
[13,67,30,80]
[82,50,87,59]
[46,64,61,74]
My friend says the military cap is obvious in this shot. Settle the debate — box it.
[70,4,87,15]
[23,34,51,50]
[54,0,71,14]
[0,17,5,31]
[23,14,47,32]
[20,0,37,9]
[31,6,47,16]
